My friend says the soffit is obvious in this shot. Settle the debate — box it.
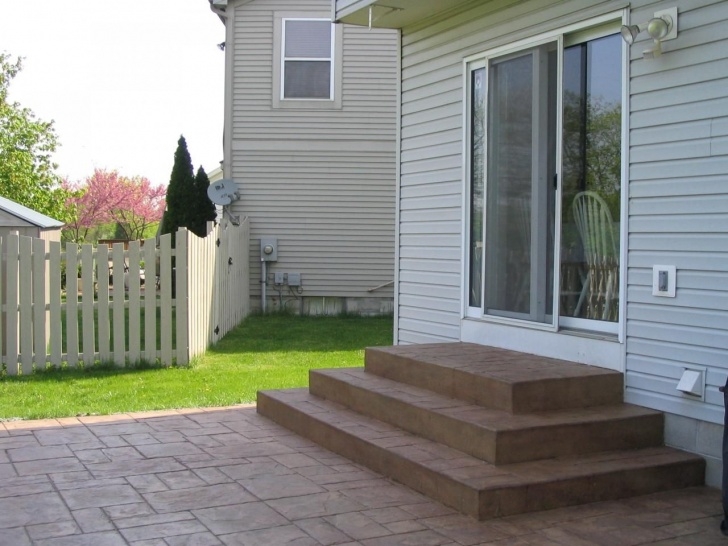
[336,0,487,29]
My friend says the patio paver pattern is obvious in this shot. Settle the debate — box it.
[0,405,723,546]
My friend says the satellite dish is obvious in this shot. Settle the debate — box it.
[207,179,239,206]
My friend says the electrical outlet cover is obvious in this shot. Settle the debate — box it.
[652,265,676,297]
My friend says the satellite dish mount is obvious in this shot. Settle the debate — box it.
[207,179,239,206]
[207,179,241,226]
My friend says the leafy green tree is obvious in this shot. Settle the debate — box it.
[161,135,195,241]
[191,166,217,237]
[0,53,69,221]
[562,92,622,220]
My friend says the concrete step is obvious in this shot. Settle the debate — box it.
[365,343,624,413]
[309,367,665,465]
[257,388,705,520]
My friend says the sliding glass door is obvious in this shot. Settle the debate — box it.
[467,23,622,333]
[560,32,622,330]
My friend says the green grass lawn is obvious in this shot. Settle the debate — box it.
[0,313,393,421]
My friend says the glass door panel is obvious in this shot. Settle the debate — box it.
[560,33,622,325]
[483,45,556,323]
[469,68,485,308]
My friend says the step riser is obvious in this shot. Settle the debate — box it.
[258,390,705,520]
[479,461,706,519]
[499,415,664,463]
[310,370,665,464]
[310,371,496,462]
[365,347,624,413]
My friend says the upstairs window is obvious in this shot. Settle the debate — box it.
[282,19,333,100]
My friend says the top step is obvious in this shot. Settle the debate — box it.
[365,342,623,414]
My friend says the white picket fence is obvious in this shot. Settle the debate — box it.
[0,219,249,374]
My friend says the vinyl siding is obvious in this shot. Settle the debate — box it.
[624,0,728,425]
[395,0,728,423]
[225,0,397,301]
[395,0,625,344]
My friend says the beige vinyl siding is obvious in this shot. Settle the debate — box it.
[226,0,397,301]
[624,0,728,424]
[395,0,625,343]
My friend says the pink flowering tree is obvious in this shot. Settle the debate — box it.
[110,176,166,240]
[63,169,166,243]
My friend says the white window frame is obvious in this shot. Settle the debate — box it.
[462,11,628,340]
[273,12,343,110]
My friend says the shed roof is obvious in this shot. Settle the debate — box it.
[0,195,64,228]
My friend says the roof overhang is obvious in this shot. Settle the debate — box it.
[208,0,228,23]
[335,0,482,29]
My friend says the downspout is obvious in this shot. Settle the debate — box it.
[261,261,267,312]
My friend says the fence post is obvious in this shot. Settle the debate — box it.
[176,227,189,366]
[111,242,126,365]
[32,237,48,370]
[66,243,79,367]
[5,234,19,374]
[159,232,173,365]
[96,244,111,363]
[80,244,95,366]
[127,241,142,363]
[143,237,157,363]
[18,236,32,374]
[48,241,62,367]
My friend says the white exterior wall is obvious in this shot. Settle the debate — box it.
[223,0,398,312]
[622,1,728,485]
[396,0,627,343]
[378,0,727,484]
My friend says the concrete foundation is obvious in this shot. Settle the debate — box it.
[254,296,393,317]
[664,412,721,487]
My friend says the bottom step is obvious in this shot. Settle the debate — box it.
[258,389,705,520]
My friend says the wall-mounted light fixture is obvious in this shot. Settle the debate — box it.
[620,7,678,59]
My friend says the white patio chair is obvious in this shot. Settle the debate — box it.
[571,191,619,320]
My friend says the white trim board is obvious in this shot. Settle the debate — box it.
[461,318,624,371]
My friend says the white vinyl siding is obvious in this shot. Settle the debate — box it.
[624,0,728,425]
[395,0,627,344]
[225,0,397,302]
[393,0,727,423]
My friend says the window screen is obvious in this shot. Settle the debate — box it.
[283,19,332,99]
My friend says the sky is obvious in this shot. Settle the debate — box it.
[0,0,225,188]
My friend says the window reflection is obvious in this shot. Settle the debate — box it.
[560,33,622,322]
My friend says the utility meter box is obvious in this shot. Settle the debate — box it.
[260,237,278,262]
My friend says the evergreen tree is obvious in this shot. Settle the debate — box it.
[162,135,195,241]
[191,166,217,237]
[113,222,127,240]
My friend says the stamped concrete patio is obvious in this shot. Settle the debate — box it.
[0,405,723,546]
